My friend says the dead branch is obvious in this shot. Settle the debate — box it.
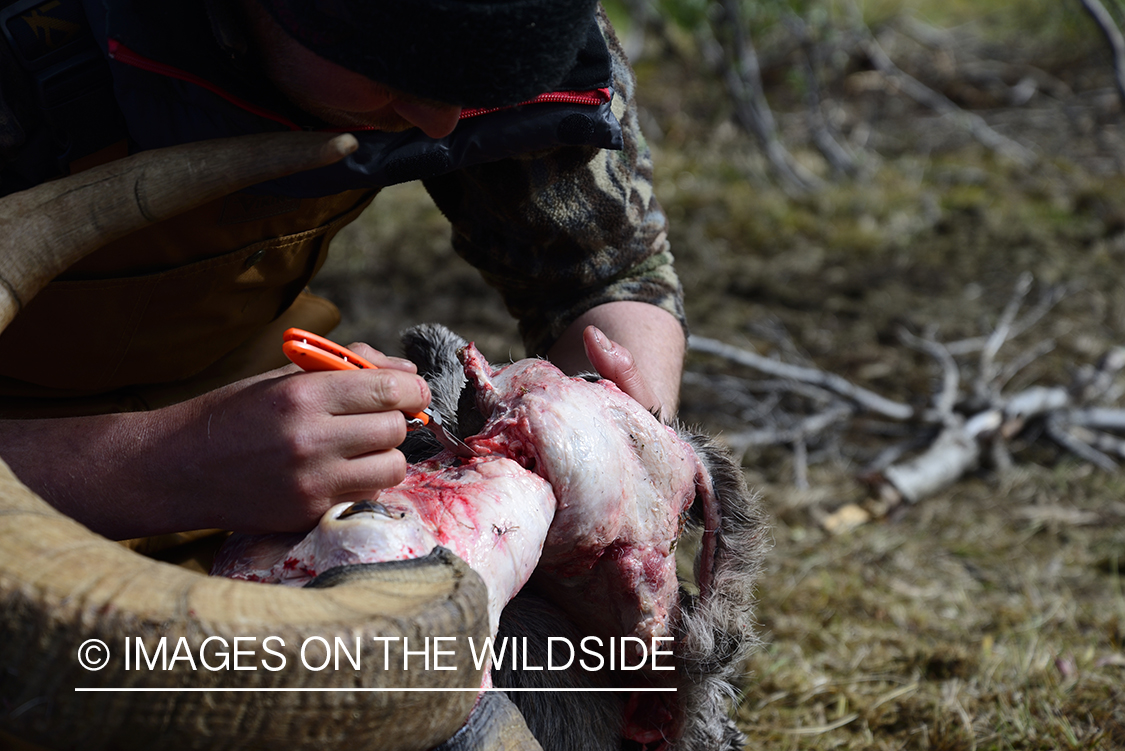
[725,403,854,452]
[681,371,784,422]
[619,0,680,62]
[1069,424,1125,459]
[1079,0,1125,106]
[996,339,1057,392]
[849,7,1038,167]
[894,17,1074,102]
[686,275,1125,527]
[682,371,839,410]
[998,384,1071,439]
[979,272,1034,395]
[861,439,930,476]
[862,33,1036,166]
[689,335,915,421]
[1065,407,1125,431]
[879,410,1001,504]
[897,328,960,421]
[990,432,1015,475]
[1004,386,1071,422]
[944,284,1067,357]
[783,12,861,176]
[1045,413,1119,471]
[793,438,809,490]
[705,0,823,193]
[1073,346,1125,401]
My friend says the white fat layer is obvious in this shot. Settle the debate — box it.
[217,346,701,647]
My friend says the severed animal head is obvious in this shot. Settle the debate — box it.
[401,324,771,751]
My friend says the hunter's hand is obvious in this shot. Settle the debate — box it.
[582,325,664,418]
[548,302,684,422]
[0,342,430,540]
[170,342,430,534]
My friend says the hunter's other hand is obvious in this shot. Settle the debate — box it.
[582,325,664,419]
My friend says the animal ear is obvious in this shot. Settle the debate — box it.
[679,428,768,600]
[400,323,485,444]
[674,428,770,750]
[400,323,469,420]
[401,323,468,382]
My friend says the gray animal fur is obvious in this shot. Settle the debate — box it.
[493,594,625,751]
[673,431,767,751]
[398,324,769,750]
[398,323,483,462]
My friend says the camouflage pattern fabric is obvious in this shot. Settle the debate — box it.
[422,8,686,357]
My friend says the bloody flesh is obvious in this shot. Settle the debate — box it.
[214,344,705,650]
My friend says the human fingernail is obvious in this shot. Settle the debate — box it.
[591,326,613,352]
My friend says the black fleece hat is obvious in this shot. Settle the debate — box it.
[257,0,602,108]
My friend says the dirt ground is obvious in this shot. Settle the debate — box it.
[312,9,1125,749]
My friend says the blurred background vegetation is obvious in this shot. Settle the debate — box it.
[316,0,1125,747]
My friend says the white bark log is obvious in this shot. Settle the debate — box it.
[881,411,1001,503]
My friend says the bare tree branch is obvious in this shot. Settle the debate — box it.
[945,284,1066,356]
[1079,0,1125,106]
[1003,386,1071,422]
[793,438,810,490]
[1070,424,1125,459]
[980,271,1034,392]
[689,335,916,421]
[898,327,960,421]
[880,411,1000,503]
[997,339,1056,392]
[850,8,1037,166]
[1045,413,1119,471]
[726,403,854,452]
[1066,407,1125,431]
[1074,346,1125,402]
[706,0,823,192]
[784,12,861,176]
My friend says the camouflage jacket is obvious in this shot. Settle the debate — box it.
[423,10,685,356]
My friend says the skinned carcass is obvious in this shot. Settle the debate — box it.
[214,454,556,635]
[215,324,770,750]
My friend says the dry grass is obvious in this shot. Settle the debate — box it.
[736,468,1125,750]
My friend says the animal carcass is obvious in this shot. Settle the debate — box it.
[213,324,768,751]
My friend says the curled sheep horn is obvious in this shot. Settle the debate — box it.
[0,134,494,750]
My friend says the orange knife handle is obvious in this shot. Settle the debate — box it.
[283,328,429,425]
[283,328,377,370]
[282,340,365,371]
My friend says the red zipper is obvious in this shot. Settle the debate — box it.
[460,88,613,119]
[109,39,612,130]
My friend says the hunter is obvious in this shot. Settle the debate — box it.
[0,0,686,542]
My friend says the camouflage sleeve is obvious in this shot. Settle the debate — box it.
[421,8,685,357]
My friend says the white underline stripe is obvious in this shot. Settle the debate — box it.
[74,687,676,693]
